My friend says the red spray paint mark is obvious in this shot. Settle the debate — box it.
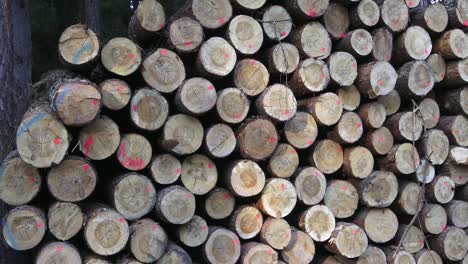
[363,45,369,51]
[337,99,342,105]
[281,183,286,191]
[84,135,94,157]
[424,49,429,55]
[357,123,362,128]
[314,171,319,177]
[185,193,191,200]
[443,181,449,186]
[146,186,152,193]
[308,139,314,145]
[224,53,230,59]
[269,136,276,143]
[235,114,242,119]
[361,149,366,154]
[353,229,359,235]
[280,31,287,37]
[92,100,97,106]
[223,193,229,200]
[248,44,253,49]
[338,147,343,153]
[434,144,439,149]
[308,9,317,17]
[454,128,459,135]
[423,82,429,87]
[132,105,138,112]
[118,143,145,170]
[458,175,462,180]
[386,55,391,61]
[37,221,43,228]
[408,0,414,7]
[249,60,256,66]
[208,85,214,91]
[351,63,356,69]
[28,176,35,184]
[161,49,168,56]
[119,217,125,223]
[285,233,289,239]
[56,245,63,253]
[419,239,423,246]
[339,32,347,38]
[441,224,446,231]
[233,239,239,245]
[184,42,191,47]
[440,73,445,79]
[256,213,261,219]
[378,136,385,142]
[118,85,124,91]
[129,53,135,59]
[54,137,61,145]
[283,110,290,116]
[207,163,214,169]
[321,47,327,53]
[433,115,439,122]
[219,18,225,25]
[159,23,164,30]
[425,18,430,24]
[153,225,158,230]
[342,185,348,191]
[464,20,468,26]
[83,164,90,171]
[175,168,181,174]
[371,19,377,25]
[321,73,326,79]
[201,226,207,231]
[378,79,384,86]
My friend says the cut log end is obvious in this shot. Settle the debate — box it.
[293,22,331,59]
[228,15,263,54]
[216,87,250,124]
[48,202,83,241]
[343,147,374,179]
[426,54,446,83]
[446,200,468,229]
[258,179,297,218]
[438,115,468,147]
[355,208,398,243]
[434,29,468,59]
[299,92,343,126]
[395,225,425,254]
[237,117,278,161]
[59,24,99,67]
[372,27,393,62]
[365,126,394,156]
[178,215,208,247]
[192,0,232,29]
[130,88,168,131]
[79,116,120,160]
[396,181,421,215]
[290,58,330,95]
[359,170,399,207]
[256,84,297,122]
[260,217,291,250]
[418,129,450,165]
[426,176,455,205]
[198,37,237,77]
[205,188,235,220]
[430,226,468,261]
[100,79,131,110]
[101,37,141,76]
[284,112,318,149]
[337,29,373,57]
[36,242,82,264]
[161,114,204,155]
[299,205,335,242]
[324,180,359,219]
[155,185,195,224]
[309,139,344,174]
[337,85,361,111]
[420,204,448,235]
[169,17,204,53]
[227,159,265,197]
[262,5,292,41]
[130,219,168,262]
[326,222,368,259]
[117,134,152,171]
[269,43,300,75]
[205,123,236,158]
[323,3,349,39]
[142,48,186,93]
[157,242,192,264]
[357,61,397,98]
[203,227,241,264]
[419,98,440,129]
[381,0,409,32]
[329,52,357,86]
[268,144,299,179]
[354,0,380,27]
[181,154,218,195]
[358,102,387,129]
[176,77,217,115]
[230,206,263,240]
[295,167,326,205]
[234,59,269,97]
[281,229,315,264]
[241,242,278,264]
[328,112,363,144]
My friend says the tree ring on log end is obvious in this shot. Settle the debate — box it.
[142,48,186,93]
[101,37,141,76]
[59,24,99,66]
[131,88,168,131]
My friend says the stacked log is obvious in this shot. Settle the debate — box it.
[2,0,468,263]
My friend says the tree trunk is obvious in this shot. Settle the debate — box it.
[85,0,102,37]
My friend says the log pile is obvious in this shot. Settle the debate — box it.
[1,0,468,263]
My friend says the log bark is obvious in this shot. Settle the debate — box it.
[418,129,450,165]
[181,154,217,195]
[216,87,250,124]
[286,0,329,20]
[229,205,263,240]
[385,111,424,142]
[79,115,120,160]
[395,60,434,99]
[227,15,263,55]
[128,0,165,45]
[225,159,265,197]
[307,139,344,174]
[267,144,299,179]
[356,61,397,99]
[191,0,232,30]
[116,133,152,171]
[434,29,468,59]
[35,242,81,264]
[205,188,235,220]
[324,180,359,219]
[168,17,204,54]
[155,185,195,224]
[325,222,368,259]
[393,26,432,63]
[298,92,343,126]
[177,215,208,247]
[58,24,100,70]
[205,123,236,158]
[299,205,335,242]
[294,167,326,205]
[236,117,278,161]
[47,202,83,241]
[157,241,192,264]
[438,87,468,116]
[99,79,131,111]
[101,37,141,76]
[203,227,241,264]
[160,114,204,155]
[336,29,373,57]
[257,178,297,218]
[430,226,468,261]
[328,52,357,87]
[260,217,291,250]
[284,112,318,149]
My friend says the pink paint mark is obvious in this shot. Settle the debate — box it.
[321,47,327,53]
[434,144,439,149]
[464,20,468,26]
[353,229,360,235]
[249,60,256,66]
[208,163,214,169]
[308,139,314,145]
[458,175,462,180]
[119,217,125,223]
[424,49,429,55]
[37,221,43,228]
[84,135,94,157]
[351,63,356,69]
[283,110,290,116]
[423,81,429,87]
[371,19,377,25]
[454,128,459,135]
[280,31,287,37]
[56,245,63,253]
[441,224,446,231]
[208,85,214,91]
[201,226,207,231]
[92,100,98,106]
[285,233,289,239]
[434,115,439,122]
[308,9,317,17]
[386,54,391,61]
[440,73,445,79]
[337,99,342,105]
[233,239,239,245]
[129,53,135,59]
[338,147,343,153]
[161,49,168,56]
[378,79,384,86]
[146,186,152,193]
[361,149,366,154]
[248,44,253,49]
[185,193,191,200]
[425,18,430,24]
[235,114,242,119]
[159,23,164,30]
[153,225,158,230]
[297,233,302,241]
[83,164,90,171]
[419,239,423,246]
[339,32,347,38]
[132,105,138,112]
[223,193,229,200]
[175,168,181,174]
[314,171,319,177]
[184,42,191,47]
[53,137,61,145]
[118,85,124,91]
[267,248,273,254]
[378,136,385,142]
[224,53,230,59]
[269,136,276,143]
[28,176,35,184]
[256,213,261,219]
[363,45,369,51]
[219,18,225,25]
[342,185,348,191]
[408,0,414,7]
[443,181,449,186]
[321,73,326,79]
[281,183,286,191]
[357,123,362,128]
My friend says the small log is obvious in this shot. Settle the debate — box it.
[255,84,297,122]
[84,207,129,256]
[394,181,421,216]
[394,26,432,63]
[289,58,330,96]
[261,5,293,41]
[299,205,335,242]
[225,159,265,197]
[197,37,237,78]
[343,146,374,179]
[441,58,468,88]
[101,37,141,76]
[257,178,297,218]
[260,217,291,250]
[99,79,131,111]
[324,180,359,219]
[130,88,169,131]
[380,143,420,175]
[323,3,349,39]
[418,129,450,165]
[79,115,120,160]
[350,0,380,28]
[232,0,266,11]
[380,0,409,33]
[58,24,100,70]
[155,185,196,224]
[358,102,386,129]
[181,154,217,195]
[426,175,455,205]
[426,53,446,83]
[363,126,394,156]
[141,48,186,93]
[356,170,399,207]
[443,0,468,28]
[48,202,84,241]
[336,29,373,57]
[191,0,232,29]
[282,229,315,264]
[357,246,387,264]
[385,112,424,142]
[0,153,41,206]
[205,123,236,158]
[325,222,368,259]
[129,219,168,262]
[291,22,332,59]
[128,0,165,45]
[47,156,97,202]
[353,208,398,243]
[386,249,416,264]
[229,205,263,240]
[337,85,360,111]
[150,154,181,185]
[36,242,81,264]
[434,29,468,60]
[328,52,357,87]
[240,242,278,264]
[327,112,364,144]
[396,60,434,99]
[371,27,393,61]
[394,225,425,254]
[168,17,204,54]
[430,226,468,261]
[294,167,326,205]
[233,59,269,97]
[284,112,318,149]
[236,117,278,161]
[2,205,47,251]
[161,114,204,155]
[175,77,217,115]
[377,90,401,117]
[448,146,468,165]
[177,215,208,247]
[111,173,156,220]
[419,204,448,235]
[416,159,435,184]
[203,227,241,264]
[286,0,329,20]
[446,200,468,228]
[356,61,397,99]
[205,188,235,220]
[415,249,443,264]
[216,87,250,124]
[267,144,299,179]
[299,92,343,126]
[411,3,448,34]
[267,43,300,75]
[437,115,468,147]
[116,133,152,171]
[418,98,440,129]
[157,242,192,264]
[16,103,70,168]
[438,87,468,116]
[227,15,263,55]
[307,139,344,174]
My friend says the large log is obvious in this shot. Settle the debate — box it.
[394,181,421,215]
[48,202,83,241]
[79,116,120,160]
[426,53,446,83]
[433,29,468,59]
[430,226,468,261]
[289,58,330,96]
[308,139,344,174]
[291,22,331,59]
[327,112,363,144]
[267,143,299,179]
[168,17,204,54]
[99,79,131,111]
[357,102,386,129]
[323,3,349,40]
[129,218,168,262]
[59,24,100,70]
[325,222,368,259]
[236,117,278,161]
[380,0,409,33]
[284,112,318,149]
[130,88,169,131]
[216,87,250,124]
[356,61,397,99]
[441,58,468,88]
[299,92,343,126]
[233,59,269,97]
[336,29,373,57]
[197,37,237,78]
[418,129,450,165]
[128,0,165,45]
[363,126,394,156]
[260,217,291,250]
[337,85,361,111]
[418,98,440,129]
[35,242,82,264]
[380,143,420,175]
[418,203,448,235]
[227,15,263,55]
[257,178,297,218]
[266,43,300,75]
[353,208,398,243]
[446,200,468,228]
[294,167,326,205]
[410,3,448,34]
[229,205,263,240]
[394,224,425,254]
[240,242,278,264]
[350,0,380,28]
[255,84,297,122]
[116,133,152,171]
[155,185,195,224]
[191,0,232,30]
[394,26,432,63]
[261,5,293,41]
[395,60,434,99]
[101,37,141,76]
[204,123,236,158]
[203,227,241,264]
[354,170,399,208]
[342,146,374,179]
[205,188,235,220]
[281,229,315,264]
[175,77,217,115]
[180,154,218,195]
[328,52,357,87]
[177,215,208,247]
[377,90,401,116]
[160,114,204,155]
[385,111,424,142]
[371,27,393,61]
[225,159,265,197]
[299,205,335,242]
[443,0,468,28]
[437,115,468,147]
[324,180,359,218]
